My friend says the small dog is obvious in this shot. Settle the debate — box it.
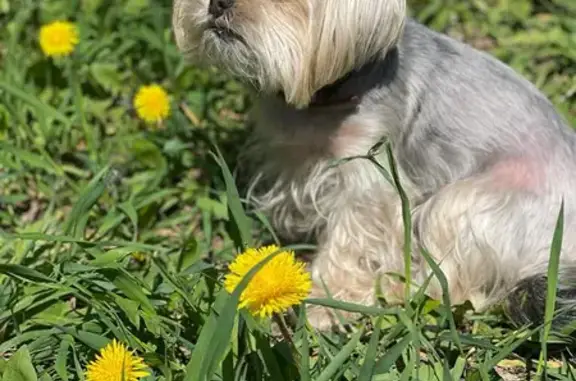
[172,0,576,330]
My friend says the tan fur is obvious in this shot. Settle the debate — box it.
[173,0,405,107]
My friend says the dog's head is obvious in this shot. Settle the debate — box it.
[173,0,406,107]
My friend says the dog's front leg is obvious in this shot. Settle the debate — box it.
[306,257,377,331]
[304,189,409,331]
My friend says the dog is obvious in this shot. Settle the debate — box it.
[172,0,576,331]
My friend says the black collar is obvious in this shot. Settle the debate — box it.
[303,48,399,109]
[308,70,362,108]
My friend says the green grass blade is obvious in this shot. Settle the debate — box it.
[384,143,413,301]
[538,200,564,376]
[0,232,168,252]
[0,143,64,176]
[0,329,61,353]
[54,336,72,381]
[399,347,417,381]
[109,270,157,315]
[358,316,383,381]
[254,333,286,381]
[373,335,412,374]
[118,201,139,241]
[451,356,467,380]
[0,79,71,125]
[296,304,311,381]
[305,298,398,316]
[210,146,253,249]
[0,264,56,284]
[63,166,110,238]
[252,209,281,245]
[315,328,364,381]
[55,327,110,351]
[419,247,462,351]
[483,326,540,369]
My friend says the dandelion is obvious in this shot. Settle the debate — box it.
[131,252,147,263]
[85,339,150,381]
[39,21,79,57]
[133,85,170,123]
[224,245,312,318]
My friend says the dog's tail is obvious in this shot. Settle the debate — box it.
[503,267,576,330]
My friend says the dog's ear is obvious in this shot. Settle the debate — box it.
[254,1,314,109]
[294,0,405,105]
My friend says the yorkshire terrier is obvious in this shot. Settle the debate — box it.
[172,0,576,330]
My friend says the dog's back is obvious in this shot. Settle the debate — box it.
[386,19,576,193]
[394,19,576,326]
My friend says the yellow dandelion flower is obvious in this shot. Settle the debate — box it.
[85,339,150,381]
[131,251,147,263]
[39,21,79,57]
[133,85,170,123]
[224,245,312,318]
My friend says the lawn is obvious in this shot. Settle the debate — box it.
[0,0,575,380]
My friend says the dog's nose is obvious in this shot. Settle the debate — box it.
[208,0,234,18]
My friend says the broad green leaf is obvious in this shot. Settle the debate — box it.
[2,346,37,381]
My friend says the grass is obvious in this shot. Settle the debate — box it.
[1,0,575,380]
